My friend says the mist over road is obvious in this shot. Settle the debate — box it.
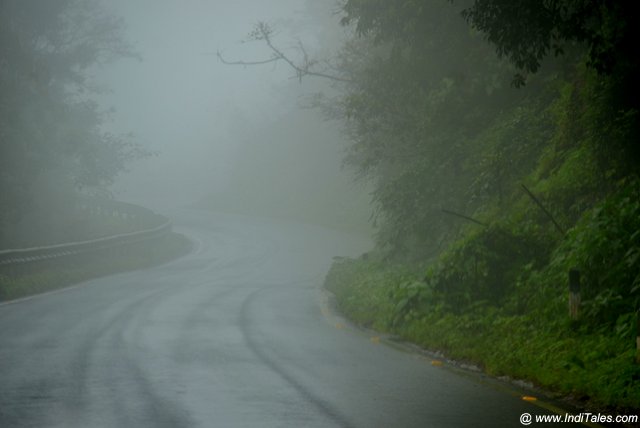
[0,211,569,427]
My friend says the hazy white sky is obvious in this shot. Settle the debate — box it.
[95,0,342,208]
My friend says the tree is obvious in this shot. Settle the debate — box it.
[336,0,544,257]
[461,1,638,80]
[0,0,144,246]
[461,0,640,164]
[342,0,638,87]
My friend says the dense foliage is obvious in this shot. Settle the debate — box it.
[323,0,640,411]
[0,0,144,247]
[334,0,639,285]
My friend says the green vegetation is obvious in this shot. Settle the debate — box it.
[0,3,189,306]
[0,232,192,301]
[317,0,640,413]
[326,193,640,409]
[1,0,145,247]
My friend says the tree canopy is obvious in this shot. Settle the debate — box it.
[461,0,638,75]
[0,0,144,246]
[341,0,639,89]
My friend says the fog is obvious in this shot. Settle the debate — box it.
[4,1,637,424]
[92,0,369,231]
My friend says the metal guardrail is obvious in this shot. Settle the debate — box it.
[0,203,172,266]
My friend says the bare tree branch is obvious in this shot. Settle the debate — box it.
[216,51,280,66]
[217,22,352,83]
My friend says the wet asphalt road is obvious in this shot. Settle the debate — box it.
[0,210,579,427]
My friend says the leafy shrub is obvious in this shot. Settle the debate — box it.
[533,177,640,333]
[423,222,553,313]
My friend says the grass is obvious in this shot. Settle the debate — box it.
[0,232,192,301]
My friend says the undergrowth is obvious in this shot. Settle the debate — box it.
[325,251,640,411]
[325,180,640,411]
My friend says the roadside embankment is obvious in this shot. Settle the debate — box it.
[324,254,640,416]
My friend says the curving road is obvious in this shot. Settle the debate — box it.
[0,210,580,427]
